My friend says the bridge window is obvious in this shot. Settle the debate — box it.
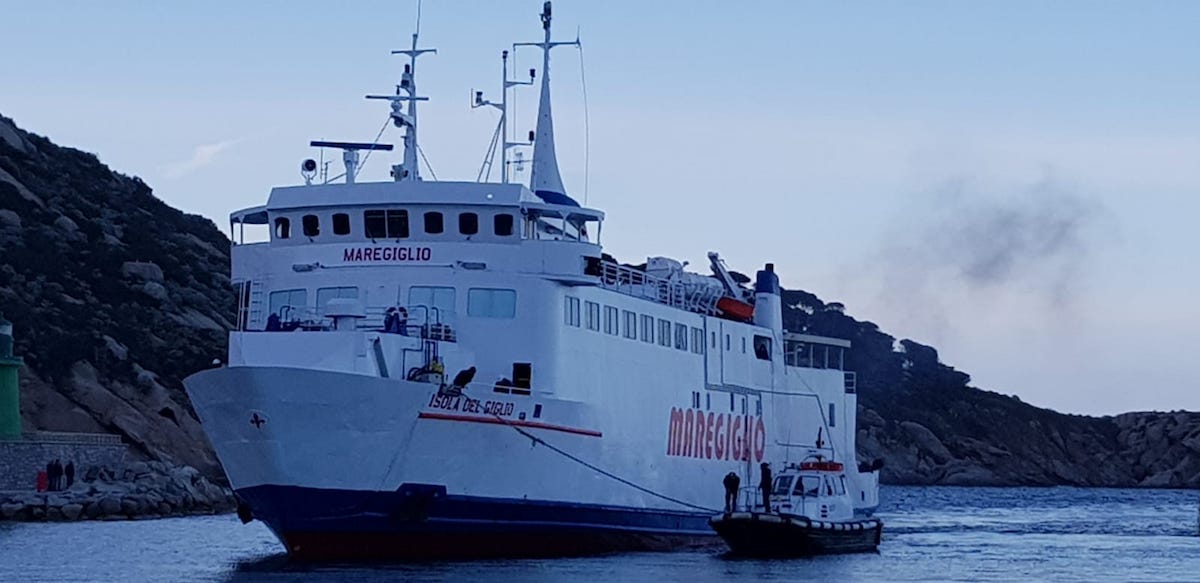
[302,214,320,237]
[468,288,516,318]
[409,286,456,321]
[332,213,351,235]
[658,319,671,347]
[674,323,688,351]
[316,286,358,316]
[494,213,514,237]
[604,306,619,335]
[459,212,479,235]
[585,301,600,331]
[623,310,637,339]
[424,211,444,234]
[365,210,409,239]
[273,217,290,239]
[640,315,654,343]
[564,296,581,327]
[691,328,705,354]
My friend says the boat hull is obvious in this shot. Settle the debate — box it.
[238,484,717,561]
[708,512,882,557]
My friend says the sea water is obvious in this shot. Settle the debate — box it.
[1,486,1197,582]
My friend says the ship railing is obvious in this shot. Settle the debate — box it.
[596,260,721,316]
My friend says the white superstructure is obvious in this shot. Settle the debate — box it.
[185,2,879,560]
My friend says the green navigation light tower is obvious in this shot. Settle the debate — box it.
[0,312,23,440]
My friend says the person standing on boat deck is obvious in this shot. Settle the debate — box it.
[723,472,740,512]
[383,307,398,333]
[759,463,772,512]
[395,307,408,335]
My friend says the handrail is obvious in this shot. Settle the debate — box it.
[595,260,722,316]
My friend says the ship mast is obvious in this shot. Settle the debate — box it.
[515,1,580,202]
[366,17,436,182]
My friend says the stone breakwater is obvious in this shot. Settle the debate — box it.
[0,461,235,522]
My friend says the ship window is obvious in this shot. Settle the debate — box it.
[674,323,687,351]
[387,210,409,238]
[604,306,619,335]
[829,403,836,427]
[424,211,444,234]
[332,213,351,235]
[585,301,600,331]
[268,289,307,320]
[273,217,290,239]
[408,286,456,321]
[623,310,637,339]
[741,337,747,354]
[836,476,846,496]
[725,334,731,351]
[753,335,771,360]
[494,213,514,236]
[824,477,834,497]
[302,214,320,237]
[468,288,516,318]
[658,319,671,347]
[316,286,358,316]
[459,212,479,235]
[691,328,705,354]
[564,296,581,327]
[640,315,654,343]
[772,476,794,496]
[711,331,717,349]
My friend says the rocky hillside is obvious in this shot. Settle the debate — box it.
[1,114,1196,488]
[0,115,230,478]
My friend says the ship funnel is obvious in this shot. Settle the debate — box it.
[753,263,783,336]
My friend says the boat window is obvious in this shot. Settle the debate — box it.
[691,327,705,354]
[604,306,619,335]
[316,286,358,316]
[301,214,320,237]
[468,288,516,318]
[623,310,637,339]
[268,289,307,320]
[741,337,746,354]
[711,331,717,349]
[640,315,654,343]
[824,477,834,497]
[364,210,386,238]
[829,403,836,427]
[494,213,514,237]
[674,323,688,351]
[725,334,731,351]
[772,476,794,496]
[836,476,847,496]
[753,335,772,361]
[658,319,672,347]
[564,296,581,327]
[424,211,444,234]
[332,213,351,236]
[795,476,820,497]
[585,301,600,331]
[459,212,479,235]
[408,286,456,321]
[273,217,290,239]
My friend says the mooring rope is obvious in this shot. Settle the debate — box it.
[492,414,720,514]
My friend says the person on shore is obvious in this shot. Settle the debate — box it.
[723,471,740,513]
[759,462,772,513]
[44,461,55,491]
[65,461,75,488]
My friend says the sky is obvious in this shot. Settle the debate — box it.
[2,1,1197,415]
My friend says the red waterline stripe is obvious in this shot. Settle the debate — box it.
[417,412,603,438]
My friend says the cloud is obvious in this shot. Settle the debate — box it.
[162,139,241,179]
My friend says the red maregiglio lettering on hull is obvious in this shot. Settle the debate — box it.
[666,407,766,462]
[342,246,432,263]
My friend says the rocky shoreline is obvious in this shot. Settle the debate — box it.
[0,461,234,522]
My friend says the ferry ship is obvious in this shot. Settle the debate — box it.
[184,2,880,560]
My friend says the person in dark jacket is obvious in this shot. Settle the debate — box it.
[759,462,772,513]
[45,461,56,492]
[723,472,740,513]
[65,461,75,488]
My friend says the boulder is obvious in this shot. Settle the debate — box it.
[120,261,164,282]
[61,503,84,520]
[97,496,121,516]
[1,503,25,519]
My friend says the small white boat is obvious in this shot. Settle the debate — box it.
[709,458,883,557]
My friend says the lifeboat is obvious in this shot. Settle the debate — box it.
[716,296,754,321]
